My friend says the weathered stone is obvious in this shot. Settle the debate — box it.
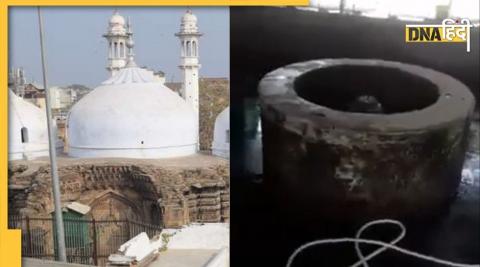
[259,59,475,222]
[9,155,229,228]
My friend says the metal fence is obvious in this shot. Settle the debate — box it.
[9,216,163,266]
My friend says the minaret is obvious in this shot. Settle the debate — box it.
[125,17,136,67]
[175,10,202,149]
[9,67,26,97]
[103,10,129,76]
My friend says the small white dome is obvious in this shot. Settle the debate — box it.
[179,10,199,33]
[67,65,197,159]
[181,10,197,23]
[9,90,62,160]
[109,11,126,26]
[211,107,229,159]
[107,11,127,35]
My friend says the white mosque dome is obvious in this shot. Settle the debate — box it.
[9,90,62,160]
[67,63,197,159]
[211,107,229,159]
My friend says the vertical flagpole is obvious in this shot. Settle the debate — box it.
[37,7,67,262]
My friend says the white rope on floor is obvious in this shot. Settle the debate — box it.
[286,219,479,267]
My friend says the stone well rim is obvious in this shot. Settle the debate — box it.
[258,58,475,132]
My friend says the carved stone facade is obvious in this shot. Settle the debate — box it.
[9,155,229,228]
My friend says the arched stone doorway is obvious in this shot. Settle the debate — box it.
[88,191,143,221]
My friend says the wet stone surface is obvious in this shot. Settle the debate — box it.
[259,59,476,223]
[232,119,479,267]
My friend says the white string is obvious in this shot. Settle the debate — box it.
[286,219,479,267]
[352,219,406,267]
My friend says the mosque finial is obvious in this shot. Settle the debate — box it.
[127,16,132,34]
[125,18,136,67]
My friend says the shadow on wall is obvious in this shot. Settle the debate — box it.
[230,7,479,101]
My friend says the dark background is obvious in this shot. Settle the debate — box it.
[230,7,479,267]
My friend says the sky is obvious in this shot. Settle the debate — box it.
[9,7,229,87]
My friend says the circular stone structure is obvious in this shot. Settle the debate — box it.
[258,59,475,221]
[67,64,197,159]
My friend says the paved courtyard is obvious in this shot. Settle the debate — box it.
[149,249,218,267]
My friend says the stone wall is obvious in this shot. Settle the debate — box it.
[9,157,229,228]
[199,78,230,151]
